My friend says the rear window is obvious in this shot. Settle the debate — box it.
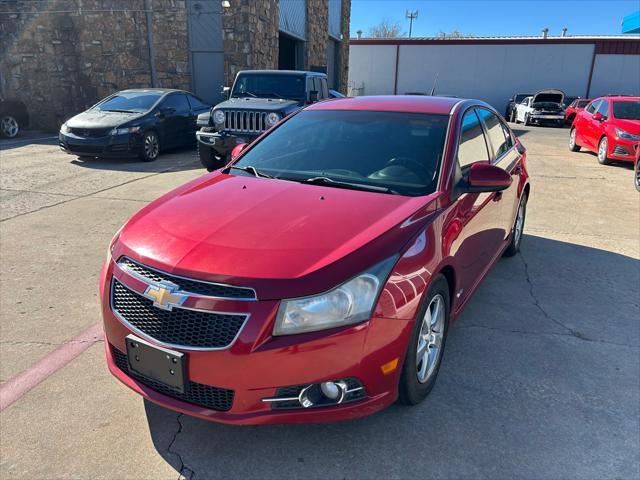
[95,91,163,112]
[612,101,640,120]
[233,110,449,197]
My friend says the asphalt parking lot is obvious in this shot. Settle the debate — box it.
[1,126,638,479]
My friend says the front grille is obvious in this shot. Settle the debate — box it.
[613,145,630,156]
[271,379,366,410]
[118,257,256,300]
[70,127,111,137]
[111,279,247,349]
[111,346,234,411]
[224,110,267,133]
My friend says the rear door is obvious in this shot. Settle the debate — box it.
[449,108,505,305]
[476,108,521,237]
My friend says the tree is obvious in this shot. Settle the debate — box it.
[438,30,474,38]
[368,19,405,38]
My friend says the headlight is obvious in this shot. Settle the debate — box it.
[265,112,281,128]
[110,126,141,135]
[273,256,398,336]
[213,109,226,125]
[60,123,70,134]
[615,128,640,141]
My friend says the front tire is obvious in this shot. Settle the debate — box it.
[503,192,528,257]
[524,113,531,126]
[510,110,516,123]
[569,128,581,152]
[398,275,450,406]
[0,115,20,138]
[634,160,640,192]
[198,142,226,172]
[597,137,611,165]
[139,131,160,162]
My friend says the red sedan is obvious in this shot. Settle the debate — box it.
[100,96,530,424]
[564,98,590,125]
[569,96,640,164]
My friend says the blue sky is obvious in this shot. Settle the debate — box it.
[350,0,639,37]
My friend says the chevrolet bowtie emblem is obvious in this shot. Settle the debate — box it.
[144,281,187,311]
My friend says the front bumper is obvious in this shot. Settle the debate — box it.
[609,137,639,162]
[530,114,564,124]
[196,130,259,157]
[100,261,413,425]
[59,132,141,157]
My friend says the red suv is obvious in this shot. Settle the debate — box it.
[564,98,590,125]
[569,96,640,164]
[100,96,530,425]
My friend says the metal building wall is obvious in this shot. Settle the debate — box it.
[348,39,640,113]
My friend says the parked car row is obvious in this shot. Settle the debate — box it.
[567,95,640,190]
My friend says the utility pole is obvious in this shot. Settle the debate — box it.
[406,10,419,38]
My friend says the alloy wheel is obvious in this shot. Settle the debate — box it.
[514,198,525,247]
[416,294,445,384]
[598,138,608,164]
[635,162,640,192]
[1,115,19,138]
[569,130,576,149]
[144,133,159,160]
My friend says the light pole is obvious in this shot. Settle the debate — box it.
[406,10,419,38]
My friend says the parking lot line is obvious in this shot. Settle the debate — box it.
[0,322,103,411]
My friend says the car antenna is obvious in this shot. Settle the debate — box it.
[430,72,439,96]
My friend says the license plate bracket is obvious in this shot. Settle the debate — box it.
[125,334,186,393]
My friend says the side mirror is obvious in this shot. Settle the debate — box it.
[593,112,604,122]
[308,90,319,103]
[231,142,248,160]
[462,162,512,193]
[222,86,231,99]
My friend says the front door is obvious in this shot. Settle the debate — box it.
[447,108,505,305]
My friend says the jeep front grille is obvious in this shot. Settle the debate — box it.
[224,110,267,133]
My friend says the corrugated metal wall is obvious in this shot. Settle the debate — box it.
[328,0,341,40]
[279,0,306,40]
[348,39,640,112]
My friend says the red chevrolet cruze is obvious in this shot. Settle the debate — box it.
[569,96,640,164]
[100,96,530,424]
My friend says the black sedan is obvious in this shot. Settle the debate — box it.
[59,89,210,161]
[1,97,29,138]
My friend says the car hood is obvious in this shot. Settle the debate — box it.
[216,97,301,112]
[116,173,437,299]
[532,89,565,105]
[66,109,145,128]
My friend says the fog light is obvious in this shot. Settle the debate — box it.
[320,381,340,399]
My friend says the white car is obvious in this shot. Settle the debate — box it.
[514,89,566,127]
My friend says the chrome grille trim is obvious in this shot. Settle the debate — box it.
[224,110,267,133]
[116,256,257,301]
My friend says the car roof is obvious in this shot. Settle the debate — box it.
[238,70,326,77]
[598,96,639,101]
[307,95,463,115]
[118,88,187,95]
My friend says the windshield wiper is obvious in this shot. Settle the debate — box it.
[237,90,257,98]
[302,176,397,194]
[227,165,272,178]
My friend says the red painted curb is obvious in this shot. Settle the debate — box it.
[0,322,103,411]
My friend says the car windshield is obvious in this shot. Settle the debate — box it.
[515,94,530,102]
[612,101,640,120]
[231,74,305,100]
[232,110,449,197]
[95,92,163,112]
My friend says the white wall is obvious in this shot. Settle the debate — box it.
[348,42,640,114]
[589,54,640,97]
[347,44,396,95]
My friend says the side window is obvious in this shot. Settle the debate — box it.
[313,77,323,98]
[522,97,530,106]
[585,100,600,114]
[477,109,511,159]
[596,100,609,118]
[187,94,208,110]
[321,78,328,99]
[162,93,190,113]
[458,109,490,169]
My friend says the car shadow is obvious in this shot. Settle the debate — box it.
[0,131,58,151]
[509,127,529,138]
[69,144,202,173]
[143,234,639,479]
[573,150,635,171]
